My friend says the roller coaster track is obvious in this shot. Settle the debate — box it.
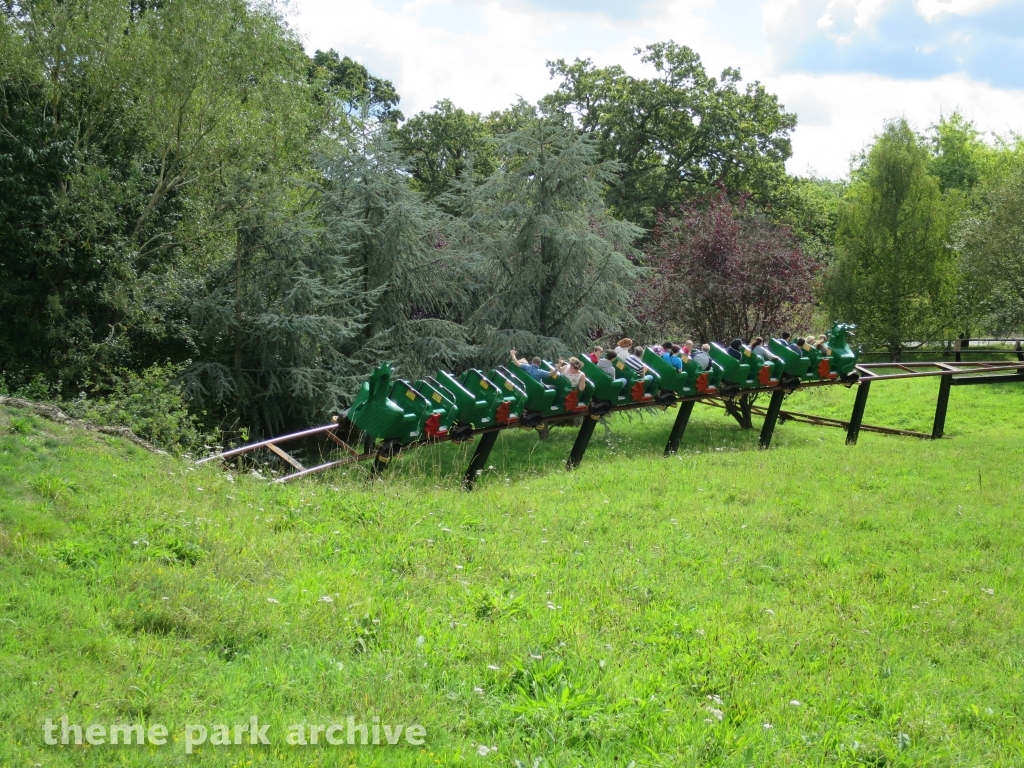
[197,360,1024,488]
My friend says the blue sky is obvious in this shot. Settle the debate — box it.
[290,0,1024,178]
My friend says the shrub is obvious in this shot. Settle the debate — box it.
[64,363,209,455]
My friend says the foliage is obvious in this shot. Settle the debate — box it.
[826,119,955,360]
[309,48,402,124]
[182,174,373,436]
[459,116,643,360]
[544,42,797,228]
[927,111,989,194]
[0,0,317,394]
[63,363,209,454]
[317,119,474,380]
[636,193,817,343]
[956,164,1024,334]
[394,99,498,205]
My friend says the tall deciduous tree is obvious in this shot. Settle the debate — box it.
[0,0,315,391]
[826,119,955,360]
[957,164,1024,334]
[636,193,817,344]
[461,116,643,360]
[544,42,796,228]
[394,99,497,205]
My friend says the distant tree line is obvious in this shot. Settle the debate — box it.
[2,0,1022,440]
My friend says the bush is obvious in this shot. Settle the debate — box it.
[63,364,210,455]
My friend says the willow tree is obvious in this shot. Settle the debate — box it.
[461,116,643,361]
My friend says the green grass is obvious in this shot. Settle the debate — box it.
[1,377,1023,766]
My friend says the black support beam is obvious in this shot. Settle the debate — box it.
[932,374,953,439]
[463,431,499,490]
[846,380,872,445]
[758,390,785,449]
[566,415,599,470]
[664,400,696,456]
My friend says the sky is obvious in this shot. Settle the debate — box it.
[286,0,1024,179]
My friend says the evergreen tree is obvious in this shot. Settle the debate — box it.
[183,175,372,435]
[826,119,955,361]
[317,118,473,380]
[461,116,643,361]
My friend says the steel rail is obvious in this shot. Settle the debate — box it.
[195,422,342,464]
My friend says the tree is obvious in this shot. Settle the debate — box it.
[957,163,1024,334]
[825,119,955,360]
[309,49,402,124]
[0,0,316,393]
[635,193,817,344]
[544,42,797,228]
[317,118,473,380]
[181,172,377,435]
[927,112,988,193]
[394,99,497,205]
[460,116,643,361]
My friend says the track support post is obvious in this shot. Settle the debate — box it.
[932,373,953,439]
[759,390,785,449]
[463,431,499,490]
[566,415,599,470]
[664,400,696,455]
[846,380,871,445]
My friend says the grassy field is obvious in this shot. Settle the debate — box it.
[2,376,1023,766]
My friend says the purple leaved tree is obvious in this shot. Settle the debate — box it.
[633,193,818,344]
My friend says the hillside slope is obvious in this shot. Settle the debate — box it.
[2,378,1023,766]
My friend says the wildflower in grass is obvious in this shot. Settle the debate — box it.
[477,744,497,756]
[707,694,723,705]
[487,665,500,671]
[416,635,425,646]
[267,598,279,604]
[473,687,484,695]
[763,722,773,729]
[599,660,606,669]
[789,700,801,706]
[705,707,724,721]
[529,653,542,660]
[982,588,994,595]
[318,595,333,603]
[455,565,464,570]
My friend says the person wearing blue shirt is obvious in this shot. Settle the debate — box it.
[661,342,683,371]
[509,349,548,381]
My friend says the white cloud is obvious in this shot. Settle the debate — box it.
[914,0,1005,22]
[287,0,1024,180]
[777,71,1024,177]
